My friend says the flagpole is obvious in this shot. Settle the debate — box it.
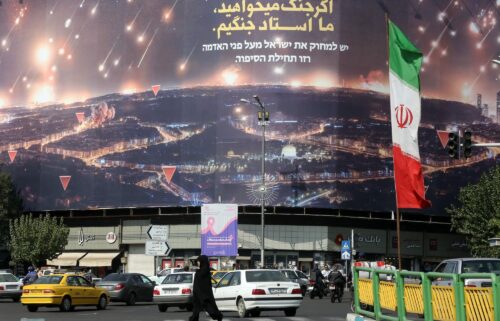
[385,14,402,271]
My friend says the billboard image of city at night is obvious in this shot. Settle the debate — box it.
[0,0,498,213]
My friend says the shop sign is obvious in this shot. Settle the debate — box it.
[106,232,117,244]
[357,234,382,244]
[78,227,96,246]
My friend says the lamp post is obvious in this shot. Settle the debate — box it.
[241,96,270,268]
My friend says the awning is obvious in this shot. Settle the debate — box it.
[299,257,313,262]
[236,256,251,260]
[78,252,120,267]
[46,252,87,267]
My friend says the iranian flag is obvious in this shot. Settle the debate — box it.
[388,20,431,209]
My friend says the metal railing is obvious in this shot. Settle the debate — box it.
[353,267,500,321]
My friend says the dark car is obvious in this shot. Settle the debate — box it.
[96,273,155,305]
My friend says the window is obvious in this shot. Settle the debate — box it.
[229,272,241,286]
[132,275,143,284]
[434,263,447,273]
[77,276,92,287]
[162,274,193,284]
[34,276,63,284]
[462,260,500,274]
[103,274,129,282]
[246,271,289,282]
[140,275,153,285]
[0,274,18,282]
[443,262,458,274]
[217,272,233,288]
[67,276,80,286]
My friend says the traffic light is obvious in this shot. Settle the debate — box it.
[257,111,270,122]
[446,132,459,159]
[463,129,472,158]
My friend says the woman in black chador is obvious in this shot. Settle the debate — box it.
[189,255,223,321]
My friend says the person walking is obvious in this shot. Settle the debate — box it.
[189,255,223,321]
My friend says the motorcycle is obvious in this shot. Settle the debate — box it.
[330,283,343,303]
[309,282,325,299]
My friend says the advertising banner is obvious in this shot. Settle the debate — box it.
[201,204,238,257]
[0,0,497,213]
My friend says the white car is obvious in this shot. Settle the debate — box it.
[213,269,303,318]
[154,272,194,312]
[149,268,185,285]
[0,273,23,302]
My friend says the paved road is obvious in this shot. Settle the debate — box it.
[1,293,352,321]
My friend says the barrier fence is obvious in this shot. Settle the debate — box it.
[353,267,500,321]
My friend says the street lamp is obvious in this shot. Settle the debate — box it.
[240,96,270,268]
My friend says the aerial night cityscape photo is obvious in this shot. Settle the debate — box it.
[0,1,498,321]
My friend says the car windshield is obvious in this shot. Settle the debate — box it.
[462,260,500,274]
[0,274,18,282]
[246,271,289,282]
[162,274,193,284]
[33,276,63,284]
[297,271,308,279]
[102,274,129,282]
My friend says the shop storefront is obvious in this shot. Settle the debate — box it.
[46,226,122,278]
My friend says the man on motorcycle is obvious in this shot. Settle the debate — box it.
[313,264,326,293]
[328,266,346,298]
[22,266,38,285]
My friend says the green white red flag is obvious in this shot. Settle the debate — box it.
[388,20,431,209]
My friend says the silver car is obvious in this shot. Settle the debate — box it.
[433,258,500,287]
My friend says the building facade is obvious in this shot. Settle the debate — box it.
[40,207,469,277]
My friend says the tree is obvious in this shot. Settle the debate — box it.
[448,166,500,257]
[0,171,23,245]
[9,214,69,267]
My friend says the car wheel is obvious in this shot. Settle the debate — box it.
[59,296,72,312]
[284,308,297,317]
[158,304,168,312]
[179,304,186,310]
[331,294,335,303]
[237,298,249,318]
[310,292,315,299]
[97,295,107,310]
[126,292,136,306]
[27,305,38,312]
[250,311,261,317]
[186,304,193,312]
[12,297,20,303]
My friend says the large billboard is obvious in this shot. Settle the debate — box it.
[0,0,498,212]
[201,204,238,257]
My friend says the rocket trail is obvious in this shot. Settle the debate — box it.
[137,27,159,68]
[102,35,121,68]
[181,41,199,67]
[129,6,144,29]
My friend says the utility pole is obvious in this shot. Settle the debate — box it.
[241,96,270,268]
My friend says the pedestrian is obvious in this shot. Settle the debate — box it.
[189,255,223,321]
[36,268,43,278]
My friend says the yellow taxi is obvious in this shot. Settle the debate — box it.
[21,274,109,312]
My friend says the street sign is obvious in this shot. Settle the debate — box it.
[147,225,169,240]
[145,240,171,256]
[341,240,351,260]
